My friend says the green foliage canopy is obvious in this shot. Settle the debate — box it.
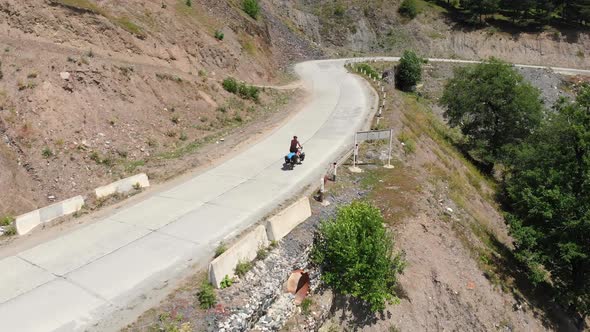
[311,201,406,312]
[503,85,590,316]
[399,0,419,19]
[242,0,260,19]
[441,58,543,167]
[396,50,423,91]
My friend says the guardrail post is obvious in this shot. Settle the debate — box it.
[384,129,395,169]
[332,162,338,181]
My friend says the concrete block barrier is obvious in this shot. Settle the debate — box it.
[95,173,149,199]
[209,225,268,288]
[266,197,311,242]
[16,196,85,235]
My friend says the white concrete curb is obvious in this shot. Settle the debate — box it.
[266,197,311,242]
[95,173,149,199]
[209,225,269,288]
[15,196,85,235]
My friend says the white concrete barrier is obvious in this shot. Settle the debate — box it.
[266,197,312,241]
[16,196,85,235]
[95,173,149,199]
[209,225,268,288]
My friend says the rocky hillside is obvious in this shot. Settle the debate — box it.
[270,0,590,68]
[0,0,320,217]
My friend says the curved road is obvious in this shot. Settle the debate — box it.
[0,58,588,332]
[0,59,377,332]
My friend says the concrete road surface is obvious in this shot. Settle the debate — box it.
[0,59,377,332]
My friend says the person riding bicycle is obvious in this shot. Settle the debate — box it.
[290,136,302,155]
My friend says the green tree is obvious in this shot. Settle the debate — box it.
[311,201,406,312]
[399,0,419,19]
[242,0,260,19]
[441,58,543,169]
[395,50,423,92]
[503,86,590,318]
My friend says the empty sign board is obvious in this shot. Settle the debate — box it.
[356,129,391,142]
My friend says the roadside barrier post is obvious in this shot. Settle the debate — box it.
[318,177,325,202]
[332,162,338,181]
[384,129,395,169]
[349,136,362,173]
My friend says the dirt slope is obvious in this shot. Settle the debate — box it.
[0,0,320,218]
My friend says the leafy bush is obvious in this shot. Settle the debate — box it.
[220,275,233,289]
[3,225,16,236]
[222,77,239,94]
[334,4,345,17]
[185,0,192,7]
[234,260,252,277]
[214,30,224,41]
[222,77,260,101]
[311,201,406,312]
[399,0,418,19]
[1,215,14,226]
[396,50,423,91]
[197,281,216,309]
[242,0,260,19]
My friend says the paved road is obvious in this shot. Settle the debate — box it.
[1,57,588,332]
[0,59,376,332]
[348,57,590,76]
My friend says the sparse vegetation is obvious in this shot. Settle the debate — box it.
[214,30,224,40]
[196,281,216,309]
[220,275,233,289]
[353,63,380,80]
[234,260,253,277]
[256,246,268,260]
[312,201,406,312]
[398,132,416,154]
[42,147,54,158]
[300,298,312,315]
[214,242,227,258]
[156,73,183,83]
[242,0,260,19]
[185,0,192,7]
[18,81,37,91]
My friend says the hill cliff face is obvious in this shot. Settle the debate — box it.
[0,0,588,219]
[270,0,590,68]
[0,0,320,216]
